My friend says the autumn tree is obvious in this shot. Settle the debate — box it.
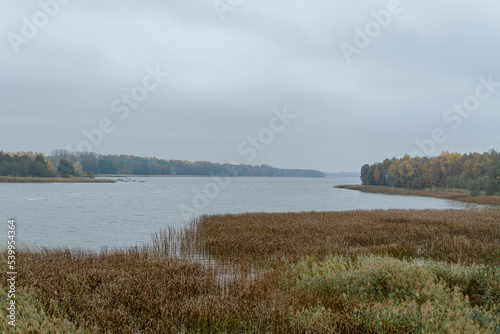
[46,159,55,177]
[374,166,381,184]
[73,161,83,176]
[361,149,500,196]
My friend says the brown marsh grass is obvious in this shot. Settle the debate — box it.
[5,247,222,333]
[1,209,499,333]
[195,209,500,264]
[337,184,500,206]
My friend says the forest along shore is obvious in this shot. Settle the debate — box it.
[336,184,500,206]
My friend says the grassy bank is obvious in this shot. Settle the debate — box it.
[336,184,500,206]
[0,176,116,183]
[2,210,500,333]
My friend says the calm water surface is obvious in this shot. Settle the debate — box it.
[0,177,482,250]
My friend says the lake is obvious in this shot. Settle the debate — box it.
[0,177,482,250]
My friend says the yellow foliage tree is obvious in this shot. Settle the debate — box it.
[46,160,55,177]
[374,166,381,183]
[74,161,83,176]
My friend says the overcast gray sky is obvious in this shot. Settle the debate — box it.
[1,0,499,172]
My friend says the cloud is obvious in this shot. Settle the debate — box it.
[1,0,499,171]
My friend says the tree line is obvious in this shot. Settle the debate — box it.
[0,151,84,177]
[0,151,56,177]
[361,150,500,196]
[1,150,325,178]
[49,150,324,177]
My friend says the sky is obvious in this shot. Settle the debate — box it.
[1,0,499,172]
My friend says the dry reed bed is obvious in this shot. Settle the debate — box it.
[1,209,499,333]
[460,196,500,206]
[337,185,500,206]
[195,209,500,264]
[8,248,223,333]
[3,247,323,333]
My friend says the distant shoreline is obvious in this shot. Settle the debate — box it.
[97,174,324,178]
[336,184,500,206]
[0,176,116,183]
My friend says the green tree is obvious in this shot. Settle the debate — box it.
[57,159,75,176]
[361,164,370,185]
